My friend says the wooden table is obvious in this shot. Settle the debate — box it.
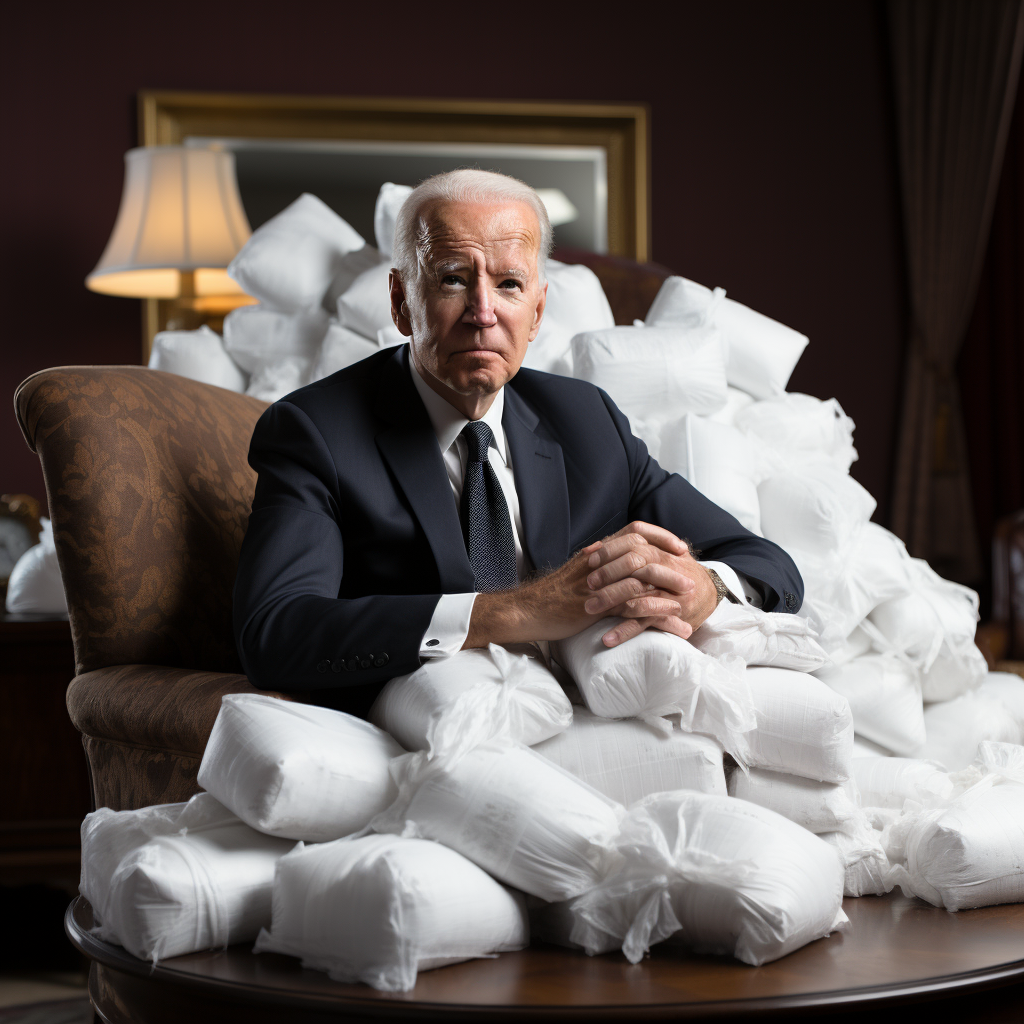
[66,892,1024,1022]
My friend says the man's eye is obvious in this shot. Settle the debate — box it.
[498,279,521,290]
[441,275,466,287]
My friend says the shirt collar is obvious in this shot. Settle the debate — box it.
[408,352,508,465]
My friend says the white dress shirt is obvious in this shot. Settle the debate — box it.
[410,360,762,659]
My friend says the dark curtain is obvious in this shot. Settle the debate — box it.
[958,66,1024,614]
[888,0,1024,584]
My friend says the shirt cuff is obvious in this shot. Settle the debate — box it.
[420,593,478,657]
[703,561,764,609]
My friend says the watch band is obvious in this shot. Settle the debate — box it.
[705,566,740,606]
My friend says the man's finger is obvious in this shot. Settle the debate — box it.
[615,521,689,556]
[619,595,686,618]
[601,617,648,647]
[583,576,650,614]
[587,531,647,569]
[629,562,696,595]
[587,548,652,590]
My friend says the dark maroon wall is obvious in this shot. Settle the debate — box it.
[2,0,905,518]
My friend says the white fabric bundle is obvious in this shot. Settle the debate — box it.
[566,791,846,966]
[819,827,892,897]
[523,260,614,376]
[644,276,808,399]
[534,705,727,804]
[227,193,365,313]
[5,520,66,615]
[147,325,247,392]
[915,691,1020,770]
[570,324,727,422]
[830,626,874,669]
[869,557,984,701]
[886,742,1024,910]
[197,694,403,842]
[707,385,756,426]
[372,740,623,902]
[978,672,1024,736]
[739,667,854,783]
[657,415,763,534]
[369,644,572,752]
[727,767,860,834]
[245,358,315,403]
[551,618,756,753]
[758,469,876,561]
[253,834,528,992]
[310,322,380,381]
[814,653,925,757]
[80,793,294,962]
[689,602,827,671]
[852,756,953,809]
[335,260,403,346]
[224,305,329,373]
[373,182,413,257]
[852,734,893,757]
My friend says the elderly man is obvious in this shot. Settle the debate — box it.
[233,170,802,712]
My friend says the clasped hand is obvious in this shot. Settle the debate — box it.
[466,521,718,650]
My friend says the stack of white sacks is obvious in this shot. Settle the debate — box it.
[74,184,1024,991]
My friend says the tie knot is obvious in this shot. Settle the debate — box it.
[461,420,495,463]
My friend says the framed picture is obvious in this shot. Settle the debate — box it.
[138,91,650,356]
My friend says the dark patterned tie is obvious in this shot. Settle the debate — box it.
[459,421,518,592]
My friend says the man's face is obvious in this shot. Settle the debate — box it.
[391,199,547,407]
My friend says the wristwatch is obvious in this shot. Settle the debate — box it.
[704,566,740,606]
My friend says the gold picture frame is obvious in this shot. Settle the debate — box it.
[138,90,650,359]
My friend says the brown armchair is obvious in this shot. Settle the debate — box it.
[14,367,299,812]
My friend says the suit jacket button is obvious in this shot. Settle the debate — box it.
[360,656,373,669]
[374,653,389,667]
[345,657,358,671]
[331,660,345,673]
[785,592,797,611]
[316,660,330,673]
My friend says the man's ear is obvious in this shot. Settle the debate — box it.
[389,270,414,337]
[528,280,549,343]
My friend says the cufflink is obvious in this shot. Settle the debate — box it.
[426,639,439,648]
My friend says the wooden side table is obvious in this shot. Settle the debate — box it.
[0,612,90,886]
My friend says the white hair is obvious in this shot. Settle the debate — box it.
[392,168,553,285]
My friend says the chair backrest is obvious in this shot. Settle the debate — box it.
[16,367,268,676]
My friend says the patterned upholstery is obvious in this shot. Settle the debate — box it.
[15,367,294,811]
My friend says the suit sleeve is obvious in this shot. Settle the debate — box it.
[233,400,441,693]
[598,391,804,613]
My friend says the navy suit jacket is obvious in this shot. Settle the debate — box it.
[233,344,803,711]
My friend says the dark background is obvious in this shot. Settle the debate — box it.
[3,1,906,519]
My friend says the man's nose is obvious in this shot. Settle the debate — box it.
[462,280,498,328]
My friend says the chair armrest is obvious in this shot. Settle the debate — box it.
[66,665,300,760]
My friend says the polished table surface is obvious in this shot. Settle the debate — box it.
[66,892,1024,1020]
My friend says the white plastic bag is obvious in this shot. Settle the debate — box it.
[551,618,756,753]
[728,767,860,834]
[978,672,1024,736]
[915,692,1020,770]
[814,653,925,757]
[5,519,67,616]
[370,644,572,752]
[80,793,294,962]
[819,826,892,897]
[689,602,827,672]
[534,705,726,805]
[310,322,379,381]
[739,667,854,783]
[886,743,1024,910]
[148,325,247,392]
[197,694,404,842]
[253,834,528,992]
[372,740,623,902]
[851,756,953,809]
[373,182,413,257]
[564,791,846,966]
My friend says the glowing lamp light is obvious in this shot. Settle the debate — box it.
[86,146,253,310]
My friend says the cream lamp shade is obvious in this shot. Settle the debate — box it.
[86,146,252,300]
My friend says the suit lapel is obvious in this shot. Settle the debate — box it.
[504,388,571,574]
[374,347,476,593]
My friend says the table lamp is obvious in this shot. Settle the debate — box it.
[86,146,254,323]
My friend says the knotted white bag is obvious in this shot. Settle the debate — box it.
[886,742,1024,910]
[819,826,892,897]
[80,793,295,962]
[253,834,528,992]
[852,756,953,810]
[738,667,855,783]
[534,705,726,804]
[197,694,404,842]
[372,739,623,903]
[564,791,846,966]
[370,644,572,752]
[690,602,827,672]
[978,673,1024,736]
[728,767,861,834]
[814,653,925,757]
[915,691,1020,770]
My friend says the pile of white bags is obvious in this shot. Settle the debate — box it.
[5,518,67,616]
[253,834,529,991]
[80,793,295,962]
